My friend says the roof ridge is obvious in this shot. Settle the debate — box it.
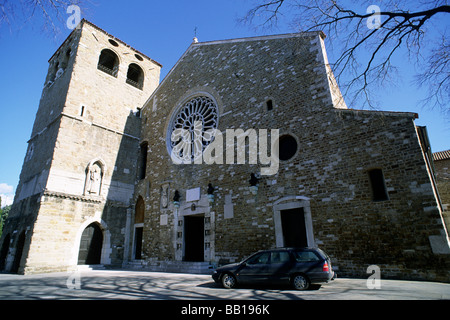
[49,19,162,67]
[81,19,162,67]
[193,31,325,47]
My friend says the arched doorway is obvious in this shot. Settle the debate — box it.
[0,234,11,271]
[78,223,103,265]
[11,231,26,273]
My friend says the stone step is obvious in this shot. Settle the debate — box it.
[76,264,106,271]
[124,261,215,275]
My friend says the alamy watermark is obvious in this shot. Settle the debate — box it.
[66,270,81,290]
[66,4,81,30]
[170,122,280,176]
[366,265,381,289]
[367,5,382,30]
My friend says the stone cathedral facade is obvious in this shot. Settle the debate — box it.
[1,20,449,282]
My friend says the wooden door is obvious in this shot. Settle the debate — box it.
[78,223,103,265]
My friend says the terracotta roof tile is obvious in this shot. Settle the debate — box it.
[433,150,450,161]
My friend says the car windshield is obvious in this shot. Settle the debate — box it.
[240,252,259,264]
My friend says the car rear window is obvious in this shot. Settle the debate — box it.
[294,251,320,262]
[316,248,330,260]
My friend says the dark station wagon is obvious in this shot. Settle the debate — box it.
[212,247,335,290]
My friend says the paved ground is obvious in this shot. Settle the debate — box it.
[0,269,448,300]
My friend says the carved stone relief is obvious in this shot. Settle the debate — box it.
[84,159,105,196]
[161,183,169,208]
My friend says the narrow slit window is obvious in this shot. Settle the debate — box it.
[368,168,389,201]
[50,62,59,82]
[266,99,273,111]
[61,49,71,69]
[139,142,148,180]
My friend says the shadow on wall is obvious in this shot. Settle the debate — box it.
[76,110,143,269]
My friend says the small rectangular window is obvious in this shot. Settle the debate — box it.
[368,168,389,201]
[80,106,85,117]
[266,99,273,111]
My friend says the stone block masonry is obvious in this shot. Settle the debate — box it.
[138,32,449,282]
[433,151,450,236]
[0,20,161,275]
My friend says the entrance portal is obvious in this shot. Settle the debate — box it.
[0,234,11,271]
[78,223,103,265]
[280,208,308,247]
[184,215,204,262]
[11,231,26,273]
[134,196,145,260]
[134,227,143,260]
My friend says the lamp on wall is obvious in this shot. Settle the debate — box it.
[207,183,215,203]
[249,173,259,195]
[173,190,181,208]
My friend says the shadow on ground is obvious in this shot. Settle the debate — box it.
[0,270,448,300]
[0,270,313,300]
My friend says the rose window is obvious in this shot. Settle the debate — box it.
[168,96,219,163]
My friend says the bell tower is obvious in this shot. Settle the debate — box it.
[0,20,161,274]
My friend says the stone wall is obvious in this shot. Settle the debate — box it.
[23,193,128,274]
[0,20,161,274]
[434,152,450,234]
[138,32,450,282]
[435,156,450,208]
[45,20,160,202]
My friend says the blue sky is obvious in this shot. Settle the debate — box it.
[0,0,449,207]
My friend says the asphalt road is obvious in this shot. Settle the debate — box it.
[0,269,448,300]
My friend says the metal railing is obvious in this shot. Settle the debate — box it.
[126,78,143,90]
[97,64,118,77]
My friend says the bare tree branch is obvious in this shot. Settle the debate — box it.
[242,0,450,112]
[0,0,88,37]
[415,36,450,110]
[241,0,286,29]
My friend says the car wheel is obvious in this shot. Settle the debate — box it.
[221,273,237,289]
[292,274,310,290]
